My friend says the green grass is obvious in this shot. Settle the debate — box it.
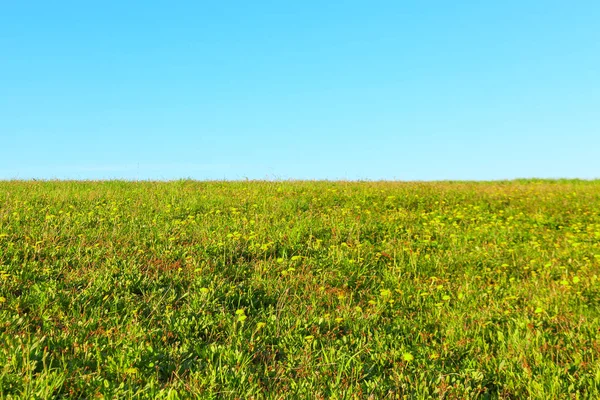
[1,180,599,399]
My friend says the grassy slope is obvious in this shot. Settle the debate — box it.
[0,180,599,398]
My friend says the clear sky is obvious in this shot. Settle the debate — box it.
[1,1,599,180]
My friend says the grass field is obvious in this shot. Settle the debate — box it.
[1,180,599,399]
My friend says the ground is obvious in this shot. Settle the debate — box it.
[1,180,599,398]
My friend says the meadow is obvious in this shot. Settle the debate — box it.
[0,180,599,399]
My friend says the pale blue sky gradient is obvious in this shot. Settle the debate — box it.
[1,1,599,180]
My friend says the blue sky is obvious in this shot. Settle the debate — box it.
[1,1,599,180]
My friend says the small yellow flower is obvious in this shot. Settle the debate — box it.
[335,317,343,324]
[402,353,414,362]
[199,287,209,294]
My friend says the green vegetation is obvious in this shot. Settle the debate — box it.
[1,180,599,399]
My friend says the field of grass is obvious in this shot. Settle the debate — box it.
[1,180,599,399]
